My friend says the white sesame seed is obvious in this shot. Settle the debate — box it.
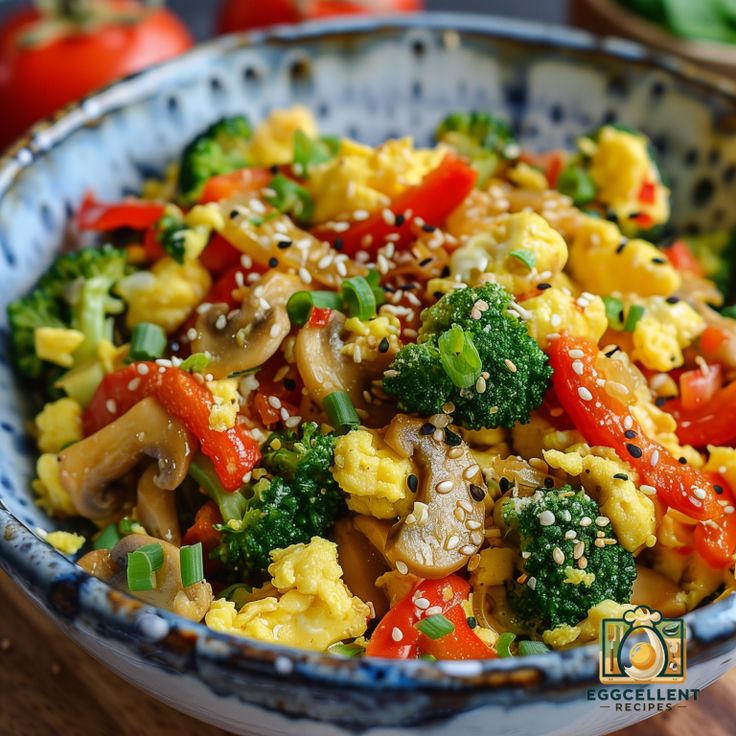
[466,520,482,530]
[391,627,404,642]
[415,597,430,610]
[578,387,593,401]
[595,516,610,527]
[436,480,454,494]
[539,510,555,526]
[137,363,150,375]
[692,486,707,500]
[568,349,584,359]
[640,485,657,496]
[299,267,313,284]
[650,449,660,468]
[527,577,537,590]
[267,396,282,409]
[463,464,480,480]
[475,376,487,394]
[127,378,141,392]
[552,547,565,565]
[106,399,117,414]
[382,208,395,226]
[504,358,518,373]
[425,606,443,616]
[580,516,592,527]
[445,535,460,551]
[396,561,409,575]
[564,530,577,540]
[623,415,633,430]
[460,545,477,556]
[574,540,585,559]
[215,314,227,330]
[572,360,584,376]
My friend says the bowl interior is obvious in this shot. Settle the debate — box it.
[1,13,736,532]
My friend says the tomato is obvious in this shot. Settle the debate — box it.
[699,325,728,355]
[217,0,422,35]
[549,335,721,521]
[663,240,704,276]
[365,575,494,660]
[679,363,722,411]
[0,1,192,149]
[312,154,477,256]
[665,380,736,447]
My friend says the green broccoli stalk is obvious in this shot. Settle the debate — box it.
[435,111,519,187]
[177,115,253,205]
[211,422,346,584]
[383,283,552,430]
[7,244,128,380]
[502,486,637,631]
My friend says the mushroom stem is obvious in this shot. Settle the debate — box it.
[136,463,181,546]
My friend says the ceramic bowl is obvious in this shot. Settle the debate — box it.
[1,13,736,736]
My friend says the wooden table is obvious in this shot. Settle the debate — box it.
[1,571,734,736]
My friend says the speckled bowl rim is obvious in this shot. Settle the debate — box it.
[1,12,736,696]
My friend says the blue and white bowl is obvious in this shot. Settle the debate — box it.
[1,13,736,736]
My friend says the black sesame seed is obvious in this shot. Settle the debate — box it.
[268,257,279,268]
[378,337,390,353]
[229,209,240,220]
[544,477,554,489]
[433,291,444,300]
[407,474,418,492]
[616,239,628,254]
[666,296,680,304]
[394,214,405,227]
[537,282,552,290]
[420,423,434,435]
[283,378,296,391]
[613,473,629,481]
[626,443,643,459]
[678,456,687,464]
[652,257,667,264]
[604,345,621,358]
[333,238,344,251]
[470,483,486,502]
[655,396,674,407]
[499,477,510,493]
[270,164,280,175]
[440,265,451,278]
[418,257,433,267]
[714,485,724,495]
[466,616,477,629]
[444,428,462,446]
[422,224,436,233]
[277,240,292,249]
[624,430,637,439]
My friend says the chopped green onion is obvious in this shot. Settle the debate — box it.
[93,523,120,551]
[415,613,455,640]
[495,632,516,658]
[137,542,164,572]
[220,583,252,608]
[557,164,596,205]
[328,642,366,658]
[341,276,377,321]
[293,130,340,177]
[118,516,145,536]
[249,211,280,227]
[180,542,204,587]
[518,640,550,656]
[624,304,646,332]
[419,653,438,661]
[721,305,736,320]
[265,174,314,225]
[180,352,211,373]
[509,248,537,271]
[364,268,386,307]
[128,322,167,362]
[286,290,342,326]
[602,295,625,330]
[188,455,247,522]
[127,550,155,592]
[324,390,360,434]
[438,324,482,389]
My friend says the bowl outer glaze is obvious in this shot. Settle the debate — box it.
[1,12,736,736]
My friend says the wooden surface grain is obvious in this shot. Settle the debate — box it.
[1,570,734,736]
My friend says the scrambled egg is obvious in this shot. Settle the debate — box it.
[450,212,568,294]
[705,446,736,489]
[567,217,680,297]
[247,106,318,166]
[543,446,656,551]
[34,327,84,368]
[44,530,85,555]
[511,413,584,461]
[34,398,82,454]
[507,162,548,191]
[341,312,401,363]
[116,256,211,332]
[332,428,414,519]
[470,547,517,588]
[205,537,370,650]
[307,137,444,223]
[32,453,77,517]
[523,286,608,349]
[588,126,670,231]
[628,296,705,371]
[543,599,634,649]
[207,378,240,432]
[161,203,226,261]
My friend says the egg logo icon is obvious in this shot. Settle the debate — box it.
[599,605,686,684]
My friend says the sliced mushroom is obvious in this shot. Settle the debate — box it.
[109,533,212,621]
[77,548,117,579]
[191,271,303,379]
[382,414,487,578]
[59,397,194,520]
[295,311,394,426]
[136,463,181,546]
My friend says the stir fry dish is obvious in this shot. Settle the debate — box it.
[10,107,736,660]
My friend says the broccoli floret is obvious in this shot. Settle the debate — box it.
[383,283,552,430]
[177,115,253,204]
[502,486,637,631]
[212,422,345,584]
[435,111,519,186]
[7,244,128,379]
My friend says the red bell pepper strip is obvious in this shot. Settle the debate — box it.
[699,325,728,355]
[664,240,704,276]
[76,193,165,231]
[694,473,736,568]
[638,181,656,204]
[199,167,273,204]
[199,233,244,274]
[549,335,720,521]
[365,575,494,660]
[307,306,333,328]
[679,363,722,411]
[665,380,736,448]
[312,154,477,256]
[83,364,260,491]
[182,501,223,553]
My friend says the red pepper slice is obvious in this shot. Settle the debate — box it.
[365,575,494,660]
[549,335,720,521]
[699,325,728,355]
[307,306,333,328]
[665,380,736,447]
[83,364,260,491]
[638,181,656,204]
[182,500,224,573]
[199,233,244,274]
[76,193,165,231]
[199,167,273,204]
[694,473,736,568]
[679,363,722,411]
[312,154,477,256]
[664,240,704,277]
